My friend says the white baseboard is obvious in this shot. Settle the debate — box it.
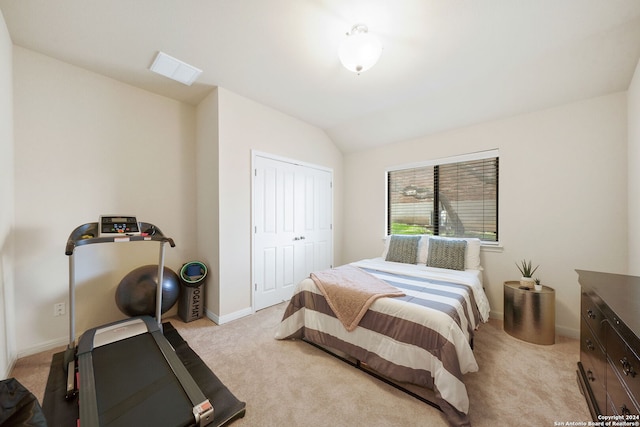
[556,325,579,340]
[489,310,504,320]
[17,336,68,360]
[205,306,253,325]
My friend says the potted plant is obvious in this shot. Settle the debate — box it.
[516,259,539,289]
[534,278,542,292]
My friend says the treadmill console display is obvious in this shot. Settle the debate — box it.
[99,216,141,237]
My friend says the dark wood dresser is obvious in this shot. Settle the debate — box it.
[576,270,640,419]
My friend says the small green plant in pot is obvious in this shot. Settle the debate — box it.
[516,259,539,289]
[533,277,543,292]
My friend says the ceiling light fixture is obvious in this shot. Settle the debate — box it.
[338,24,382,74]
[150,51,202,86]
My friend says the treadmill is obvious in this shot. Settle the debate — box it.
[64,216,214,427]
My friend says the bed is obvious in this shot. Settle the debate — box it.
[275,235,490,426]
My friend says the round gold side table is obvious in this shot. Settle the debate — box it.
[503,281,556,345]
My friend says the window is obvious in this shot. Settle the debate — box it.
[386,150,499,242]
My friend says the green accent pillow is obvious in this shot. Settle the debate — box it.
[426,237,467,271]
[385,235,421,264]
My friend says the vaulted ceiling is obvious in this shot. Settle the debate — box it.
[2,0,640,152]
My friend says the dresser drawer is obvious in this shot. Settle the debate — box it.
[581,292,606,346]
[576,270,640,423]
[607,326,640,401]
[606,362,640,416]
[581,315,607,412]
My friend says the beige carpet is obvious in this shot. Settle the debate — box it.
[10,302,591,426]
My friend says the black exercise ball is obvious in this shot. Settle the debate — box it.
[115,265,180,317]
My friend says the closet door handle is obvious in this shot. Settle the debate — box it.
[620,357,637,377]
[586,309,596,320]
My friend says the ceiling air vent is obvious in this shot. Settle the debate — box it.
[149,51,202,86]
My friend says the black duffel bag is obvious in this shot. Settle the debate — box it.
[0,378,47,427]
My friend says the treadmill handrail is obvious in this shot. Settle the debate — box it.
[65,222,175,256]
[64,220,177,402]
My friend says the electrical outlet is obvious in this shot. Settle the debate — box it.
[54,302,66,316]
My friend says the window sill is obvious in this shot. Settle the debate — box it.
[481,243,504,253]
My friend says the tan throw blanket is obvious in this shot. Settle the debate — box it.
[310,265,405,332]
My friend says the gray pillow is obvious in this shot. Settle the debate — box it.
[385,235,421,264]
[426,237,467,271]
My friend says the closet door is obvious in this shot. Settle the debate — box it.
[253,154,332,311]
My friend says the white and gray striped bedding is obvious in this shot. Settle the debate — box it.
[275,258,490,426]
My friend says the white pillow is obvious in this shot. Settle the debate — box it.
[417,235,430,264]
[382,235,391,258]
[463,238,482,270]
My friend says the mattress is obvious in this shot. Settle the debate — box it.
[275,258,490,426]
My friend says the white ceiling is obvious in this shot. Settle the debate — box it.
[2,0,640,153]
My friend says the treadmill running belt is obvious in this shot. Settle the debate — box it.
[43,322,246,427]
[92,333,193,427]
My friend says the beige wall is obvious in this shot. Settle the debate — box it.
[9,46,343,354]
[629,59,640,275]
[195,89,220,319]
[12,47,198,355]
[343,92,628,338]
[0,10,15,377]
[199,87,343,322]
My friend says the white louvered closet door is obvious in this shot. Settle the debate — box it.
[253,154,333,311]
